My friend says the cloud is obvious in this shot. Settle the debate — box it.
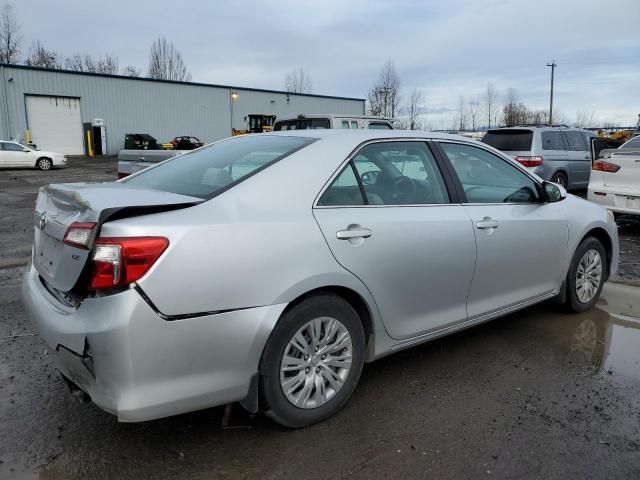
[16,0,640,126]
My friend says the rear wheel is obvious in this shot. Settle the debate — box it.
[260,294,365,428]
[36,158,52,170]
[551,171,567,189]
[564,237,606,313]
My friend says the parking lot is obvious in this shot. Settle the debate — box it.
[1,158,639,479]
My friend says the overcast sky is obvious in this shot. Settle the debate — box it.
[17,0,640,128]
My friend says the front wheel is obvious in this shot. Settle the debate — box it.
[260,294,365,428]
[37,158,52,170]
[564,237,606,313]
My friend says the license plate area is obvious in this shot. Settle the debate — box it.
[34,231,63,277]
[627,196,640,210]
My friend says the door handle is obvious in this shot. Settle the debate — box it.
[336,228,372,240]
[476,218,499,230]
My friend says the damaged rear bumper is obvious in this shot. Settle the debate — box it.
[21,263,286,422]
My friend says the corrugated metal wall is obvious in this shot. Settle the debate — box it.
[0,66,365,155]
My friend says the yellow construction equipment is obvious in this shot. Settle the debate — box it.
[232,114,276,136]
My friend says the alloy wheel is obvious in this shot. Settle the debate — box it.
[575,249,602,303]
[280,316,353,409]
[38,158,52,170]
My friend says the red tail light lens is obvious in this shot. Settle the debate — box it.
[514,156,544,167]
[64,222,97,249]
[593,160,620,173]
[117,172,130,179]
[89,237,169,290]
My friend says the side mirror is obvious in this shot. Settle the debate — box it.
[22,148,30,152]
[543,181,566,202]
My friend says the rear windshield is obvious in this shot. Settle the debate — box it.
[368,122,393,129]
[481,130,533,151]
[123,135,314,199]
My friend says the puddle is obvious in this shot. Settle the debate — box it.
[559,282,640,380]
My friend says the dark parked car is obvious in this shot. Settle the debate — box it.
[171,136,204,150]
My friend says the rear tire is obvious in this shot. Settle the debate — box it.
[260,294,365,428]
[564,237,606,313]
[551,172,567,189]
[36,158,52,170]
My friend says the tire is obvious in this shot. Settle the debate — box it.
[564,237,606,313]
[260,293,365,428]
[36,158,52,170]
[551,172,567,189]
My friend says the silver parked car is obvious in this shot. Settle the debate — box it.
[481,126,597,190]
[23,130,618,428]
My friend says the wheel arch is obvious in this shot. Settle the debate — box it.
[35,156,52,168]
[244,284,378,415]
[581,227,613,279]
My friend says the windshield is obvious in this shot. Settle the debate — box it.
[482,130,533,151]
[123,135,315,199]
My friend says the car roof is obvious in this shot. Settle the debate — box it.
[275,114,393,121]
[261,129,474,143]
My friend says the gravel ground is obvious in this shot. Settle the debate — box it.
[0,157,639,479]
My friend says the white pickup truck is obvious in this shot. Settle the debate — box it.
[117,149,190,179]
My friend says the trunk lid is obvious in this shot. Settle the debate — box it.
[33,182,201,292]
[604,151,640,189]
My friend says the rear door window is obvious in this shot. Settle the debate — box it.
[541,131,567,150]
[351,142,450,205]
[481,130,533,151]
[564,131,587,151]
[124,135,314,199]
[351,121,359,129]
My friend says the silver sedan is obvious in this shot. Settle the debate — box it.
[22,130,619,427]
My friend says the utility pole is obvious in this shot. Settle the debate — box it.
[547,60,556,126]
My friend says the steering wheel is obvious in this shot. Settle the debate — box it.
[390,175,416,202]
[503,186,535,203]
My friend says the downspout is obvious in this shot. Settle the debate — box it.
[0,66,11,140]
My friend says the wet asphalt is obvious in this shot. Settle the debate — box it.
[0,158,639,479]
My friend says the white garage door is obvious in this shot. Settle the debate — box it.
[26,96,84,155]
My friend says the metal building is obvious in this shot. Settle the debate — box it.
[0,64,365,155]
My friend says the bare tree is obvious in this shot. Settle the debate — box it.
[148,37,191,81]
[456,96,468,131]
[483,82,499,129]
[368,60,401,117]
[501,88,521,126]
[405,88,425,130]
[468,96,481,131]
[65,53,118,74]
[123,65,141,77]
[0,2,21,64]
[574,111,596,128]
[24,40,61,68]
[285,67,312,94]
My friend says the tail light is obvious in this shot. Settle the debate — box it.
[514,156,544,167]
[64,223,97,249]
[117,172,130,179]
[89,237,169,290]
[593,160,620,173]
